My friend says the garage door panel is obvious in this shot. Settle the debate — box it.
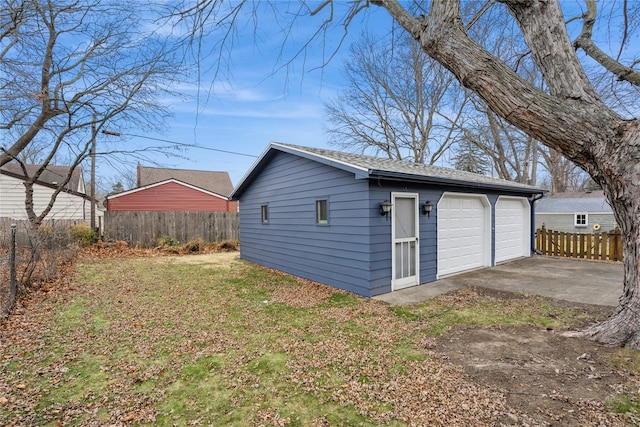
[495,197,530,263]
[437,194,490,277]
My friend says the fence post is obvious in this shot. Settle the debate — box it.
[612,228,622,262]
[10,224,17,308]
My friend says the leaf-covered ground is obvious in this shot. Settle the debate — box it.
[1,249,638,426]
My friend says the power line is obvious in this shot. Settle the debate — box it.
[101,130,258,158]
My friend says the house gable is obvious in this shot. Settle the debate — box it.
[106,179,230,212]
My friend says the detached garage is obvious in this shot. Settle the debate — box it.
[230,143,544,297]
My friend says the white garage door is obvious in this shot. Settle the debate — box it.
[437,194,491,277]
[495,197,530,263]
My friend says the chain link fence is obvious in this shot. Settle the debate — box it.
[1,218,86,319]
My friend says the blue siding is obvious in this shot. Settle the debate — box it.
[238,152,374,296]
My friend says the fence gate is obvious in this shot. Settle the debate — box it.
[535,225,623,262]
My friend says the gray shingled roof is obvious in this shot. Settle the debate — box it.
[277,143,543,191]
[138,166,234,197]
[232,142,545,198]
[0,163,85,193]
[536,191,613,213]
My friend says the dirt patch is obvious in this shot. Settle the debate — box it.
[434,288,635,426]
[155,251,240,268]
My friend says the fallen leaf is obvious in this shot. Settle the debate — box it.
[122,412,136,422]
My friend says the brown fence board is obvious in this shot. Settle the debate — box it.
[104,211,239,247]
[535,225,623,263]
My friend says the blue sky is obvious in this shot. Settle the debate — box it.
[96,3,394,189]
[94,0,630,190]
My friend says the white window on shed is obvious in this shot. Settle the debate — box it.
[261,204,269,223]
[316,199,328,224]
[575,213,588,227]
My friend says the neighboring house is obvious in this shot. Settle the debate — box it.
[0,163,98,223]
[534,190,617,233]
[106,165,237,212]
[230,142,544,297]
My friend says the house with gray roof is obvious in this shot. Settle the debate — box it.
[0,162,98,223]
[534,191,616,233]
[230,142,545,297]
[106,165,237,213]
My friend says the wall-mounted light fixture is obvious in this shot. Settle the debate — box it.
[380,200,393,218]
[422,200,433,218]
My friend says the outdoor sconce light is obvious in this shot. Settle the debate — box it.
[380,200,393,218]
[422,200,433,218]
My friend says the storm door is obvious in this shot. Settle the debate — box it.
[392,193,419,290]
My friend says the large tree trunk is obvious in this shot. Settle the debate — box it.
[379,0,640,347]
[585,125,640,347]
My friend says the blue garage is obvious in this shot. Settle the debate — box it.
[230,143,544,297]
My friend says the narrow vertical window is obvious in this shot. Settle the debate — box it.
[316,199,328,224]
[261,204,269,224]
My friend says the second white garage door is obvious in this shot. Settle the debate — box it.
[437,193,491,277]
[495,196,530,263]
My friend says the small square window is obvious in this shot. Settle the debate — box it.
[575,213,587,227]
[316,199,328,224]
[261,204,269,223]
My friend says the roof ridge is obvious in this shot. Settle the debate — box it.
[139,165,229,174]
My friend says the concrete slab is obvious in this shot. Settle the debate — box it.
[374,256,624,307]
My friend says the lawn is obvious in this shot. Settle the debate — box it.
[0,250,638,426]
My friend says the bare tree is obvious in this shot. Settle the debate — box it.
[1,0,182,290]
[325,32,466,164]
[0,0,181,230]
[0,0,180,169]
[538,146,589,193]
[180,0,640,347]
[462,100,537,183]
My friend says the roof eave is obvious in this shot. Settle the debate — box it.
[368,170,546,195]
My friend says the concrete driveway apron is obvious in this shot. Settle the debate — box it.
[374,256,623,307]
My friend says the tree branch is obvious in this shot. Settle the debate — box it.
[573,0,640,86]
[376,0,621,170]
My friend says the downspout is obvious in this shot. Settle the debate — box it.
[530,193,544,255]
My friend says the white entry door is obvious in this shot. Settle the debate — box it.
[392,193,419,290]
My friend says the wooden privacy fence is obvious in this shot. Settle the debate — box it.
[104,211,239,247]
[535,225,623,262]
